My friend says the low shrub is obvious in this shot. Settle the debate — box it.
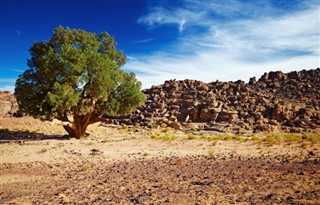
[186,133,197,140]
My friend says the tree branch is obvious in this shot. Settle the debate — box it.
[57,111,70,122]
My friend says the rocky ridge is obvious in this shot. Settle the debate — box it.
[118,68,320,134]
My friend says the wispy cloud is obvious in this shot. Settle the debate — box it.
[11,68,25,73]
[138,0,283,33]
[15,30,21,36]
[127,0,320,88]
[0,78,17,83]
[138,7,206,33]
[133,38,154,44]
[126,55,137,60]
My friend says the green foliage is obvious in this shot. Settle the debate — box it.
[15,26,146,138]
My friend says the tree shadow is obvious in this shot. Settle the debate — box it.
[0,129,71,143]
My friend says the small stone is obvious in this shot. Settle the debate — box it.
[169,122,182,130]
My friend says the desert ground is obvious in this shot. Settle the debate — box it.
[1,117,319,204]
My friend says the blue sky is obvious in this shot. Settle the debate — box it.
[1,0,319,92]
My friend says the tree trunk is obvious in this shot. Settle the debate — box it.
[62,112,102,139]
[63,123,89,139]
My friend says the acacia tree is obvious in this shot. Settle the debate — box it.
[15,26,146,139]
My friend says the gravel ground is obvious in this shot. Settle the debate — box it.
[1,154,319,205]
[1,117,319,204]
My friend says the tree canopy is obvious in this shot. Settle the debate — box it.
[15,26,146,139]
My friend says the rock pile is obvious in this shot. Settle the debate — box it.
[118,68,320,134]
[0,91,20,117]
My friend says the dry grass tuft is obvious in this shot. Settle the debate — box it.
[82,164,90,171]
[38,148,48,153]
[255,133,320,147]
[302,133,320,144]
[143,152,150,157]
[175,158,184,165]
[207,148,215,156]
[211,140,218,146]
[150,132,180,141]
[86,141,94,146]
[186,133,197,140]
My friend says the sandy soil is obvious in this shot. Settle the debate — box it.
[0,117,319,204]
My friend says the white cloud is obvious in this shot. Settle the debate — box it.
[126,49,319,89]
[127,1,320,88]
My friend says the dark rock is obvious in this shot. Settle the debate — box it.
[178,106,190,123]
[169,122,182,130]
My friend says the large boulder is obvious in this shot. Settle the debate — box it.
[0,91,19,117]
